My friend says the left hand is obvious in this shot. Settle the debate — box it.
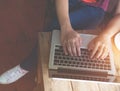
[88,35,111,59]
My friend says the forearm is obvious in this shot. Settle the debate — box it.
[55,0,72,31]
[100,14,120,38]
[99,0,120,38]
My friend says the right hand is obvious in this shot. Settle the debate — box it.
[88,34,111,59]
[61,29,82,56]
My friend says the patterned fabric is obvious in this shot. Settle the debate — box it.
[81,0,110,11]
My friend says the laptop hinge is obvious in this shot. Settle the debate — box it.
[57,68,108,77]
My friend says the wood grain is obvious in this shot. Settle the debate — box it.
[38,31,120,91]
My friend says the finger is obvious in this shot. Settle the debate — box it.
[101,48,109,59]
[62,41,68,55]
[79,37,82,46]
[67,41,73,56]
[95,45,104,59]
[88,41,94,51]
[90,43,99,58]
[76,38,81,56]
[70,40,77,56]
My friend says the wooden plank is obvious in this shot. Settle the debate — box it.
[111,38,120,83]
[38,31,120,91]
[38,32,72,91]
[39,32,52,91]
[98,83,120,91]
[51,80,72,91]
[71,81,100,91]
[112,38,120,76]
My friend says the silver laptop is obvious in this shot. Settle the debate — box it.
[49,30,116,82]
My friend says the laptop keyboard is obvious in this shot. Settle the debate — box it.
[54,45,111,70]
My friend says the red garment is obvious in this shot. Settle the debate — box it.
[82,0,96,3]
[82,0,110,11]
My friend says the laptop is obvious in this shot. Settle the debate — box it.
[48,30,116,82]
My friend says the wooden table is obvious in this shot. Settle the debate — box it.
[38,31,120,91]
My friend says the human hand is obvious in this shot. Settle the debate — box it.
[88,35,111,59]
[61,29,82,56]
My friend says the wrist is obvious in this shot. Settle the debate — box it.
[99,28,118,39]
[99,33,112,39]
[59,17,73,31]
[61,24,73,32]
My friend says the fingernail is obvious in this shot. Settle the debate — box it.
[75,53,78,56]
[78,53,81,56]
[70,53,73,56]
[96,56,99,59]
[65,52,68,55]
[90,55,93,58]
[102,57,105,60]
